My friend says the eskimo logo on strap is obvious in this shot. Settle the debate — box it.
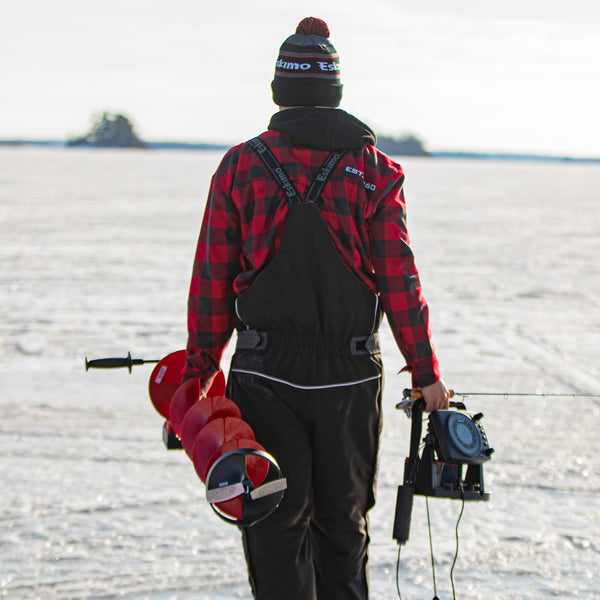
[247,137,302,204]
[248,137,345,205]
[305,152,344,203]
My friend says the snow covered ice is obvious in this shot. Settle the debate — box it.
[1,148,599,599]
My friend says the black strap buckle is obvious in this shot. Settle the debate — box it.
[236,330,268,351]
[350,334,381,356]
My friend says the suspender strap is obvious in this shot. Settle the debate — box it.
[247,137,302,204]
[248,137,346,205]
[304,150,345,203]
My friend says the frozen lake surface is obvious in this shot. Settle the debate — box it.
[1,148,599,599]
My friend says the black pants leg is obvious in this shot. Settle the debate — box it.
[228,370,382,600]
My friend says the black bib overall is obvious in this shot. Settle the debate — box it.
[228,138,384,600]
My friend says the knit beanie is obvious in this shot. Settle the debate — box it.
[271,17,343,108]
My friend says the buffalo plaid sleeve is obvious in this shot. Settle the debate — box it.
[370,171,441,388]
[184,150,242,386]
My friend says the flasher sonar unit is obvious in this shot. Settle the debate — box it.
[392,395,494,545]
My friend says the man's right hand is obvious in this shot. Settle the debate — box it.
[420,379,450,412]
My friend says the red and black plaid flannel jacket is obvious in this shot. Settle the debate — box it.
[185,129,440,389]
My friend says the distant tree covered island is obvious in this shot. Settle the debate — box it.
[376,134,430,157]
[68,112,147,148]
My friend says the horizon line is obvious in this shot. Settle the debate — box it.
[0,138,598,164]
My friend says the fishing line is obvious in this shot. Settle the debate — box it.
[395,438,430,600]
[396,494,469,600]
[396,544,403,600]
[450,491,466,600]
[426,497,439,600]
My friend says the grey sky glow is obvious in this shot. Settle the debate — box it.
[2,0,599,156]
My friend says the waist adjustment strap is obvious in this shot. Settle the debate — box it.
[351,334,381,356]
[236,330,380,356]
[236,330,268,351]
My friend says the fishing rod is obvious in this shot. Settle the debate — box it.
[404,388,600,399]
[397,387,600,416]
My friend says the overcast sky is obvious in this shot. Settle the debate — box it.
[2,0,599,156]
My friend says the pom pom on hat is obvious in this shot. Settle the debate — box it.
[271,17,342,108]
[295,17,330,38]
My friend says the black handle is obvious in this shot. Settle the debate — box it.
[85,352,139,373]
